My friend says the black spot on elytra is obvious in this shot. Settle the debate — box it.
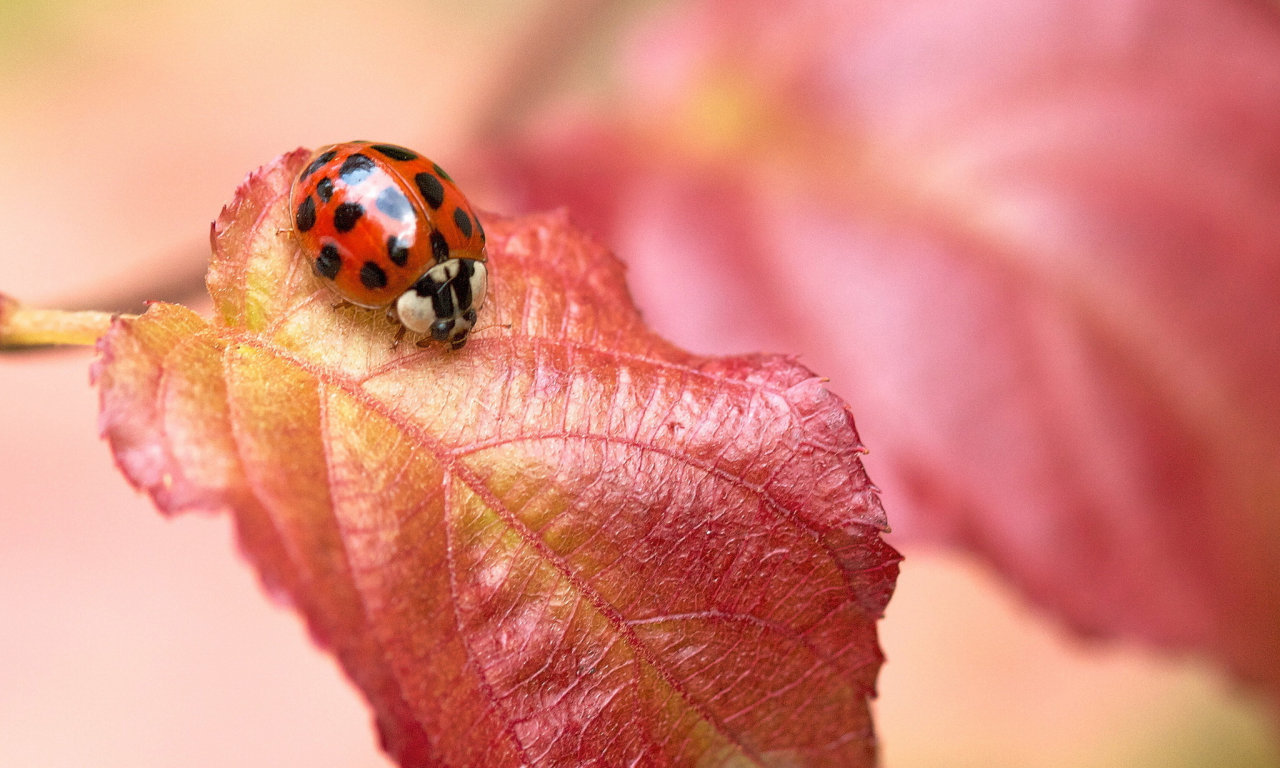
[432,162,453,182]
[453,207,473,238]
[295,196,316,232]
[476,216,485,243]
[315,177,334,203]
[315,244,341,279]
[376,186,413,221]
[338,153,375,185]
[360,261,388,290]
[333,202,363,233]
[299,150,337,181]
[415,172,444,210]
[370,144,418,161]
[387,236,410,267]
[429,230,449,262]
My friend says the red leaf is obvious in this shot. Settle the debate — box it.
[484,0,1280,697]
[93,149,899,766]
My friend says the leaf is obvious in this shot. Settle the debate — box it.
[93,149,900,767]
[482,0,1280,697]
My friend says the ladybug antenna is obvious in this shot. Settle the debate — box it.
[469,320,513,337]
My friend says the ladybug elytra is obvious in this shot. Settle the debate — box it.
[290,141,488,350]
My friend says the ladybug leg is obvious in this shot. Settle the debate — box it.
[392,324,407,346]
[332,299,357,312]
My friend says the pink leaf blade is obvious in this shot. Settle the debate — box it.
[94,148,899,766]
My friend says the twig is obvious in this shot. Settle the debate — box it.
[0,294,132,350]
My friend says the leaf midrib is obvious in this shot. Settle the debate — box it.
[221,326,882,766]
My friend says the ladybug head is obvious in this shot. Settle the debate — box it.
[394,258,488,348]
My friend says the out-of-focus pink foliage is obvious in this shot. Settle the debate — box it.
[486,0,1280,696]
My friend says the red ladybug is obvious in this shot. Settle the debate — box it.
[290,141,488,349]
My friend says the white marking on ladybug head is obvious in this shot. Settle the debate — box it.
[394,288,438,335]
[468,260,488,313]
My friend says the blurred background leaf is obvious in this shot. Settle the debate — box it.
[483,0,1280,710]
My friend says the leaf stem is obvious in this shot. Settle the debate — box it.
[1,294,131,350]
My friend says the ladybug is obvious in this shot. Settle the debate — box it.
[290,141,488,350]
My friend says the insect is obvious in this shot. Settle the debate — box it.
[290,141,488,350]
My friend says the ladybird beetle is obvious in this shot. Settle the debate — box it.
[290,141,488,350]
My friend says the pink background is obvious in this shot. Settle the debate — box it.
[0,1,1275,765]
